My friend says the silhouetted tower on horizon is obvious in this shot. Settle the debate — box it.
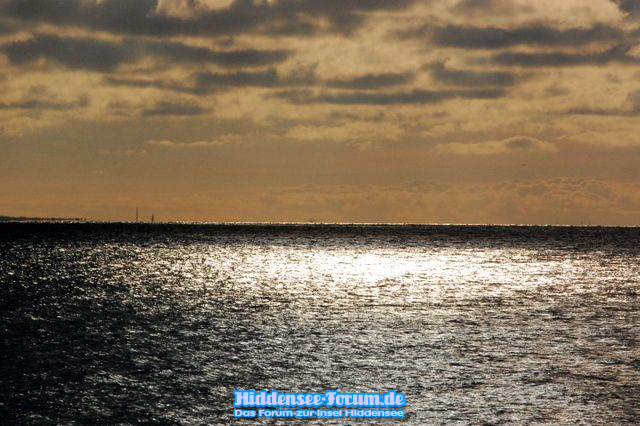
[135,208,139,223]
[151,213,155,224]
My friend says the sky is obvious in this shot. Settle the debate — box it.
[1,0,640,224]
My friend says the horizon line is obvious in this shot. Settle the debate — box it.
[0,217,638,228]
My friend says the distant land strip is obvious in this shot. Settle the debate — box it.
[0,215,87,223]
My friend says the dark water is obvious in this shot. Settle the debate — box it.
[1,223,639,425]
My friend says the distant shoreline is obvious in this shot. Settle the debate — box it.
[0,216,88,223]
[0,219,638,228]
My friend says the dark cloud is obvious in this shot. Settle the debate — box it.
[326,73,413,89]
[193,66,319,92]
[565,107,638,116]
[104,77,167,90]
[273,88,506,105]
[2,34,133,72]
[262,20,319,36]
[505,137,536,150]
[104,76,203,95]
[451,0,530,15]
[453,0,500,12]
[611,0,640,17]
[189,69,414,94]
[0,18,18,34]
[0,0,211,36]
[0,96,88,110]
[1,34,292,72]
[108,69,415,96]
[0,0,414,37]
[403,23,626,49]
[142,101,207,117]
[143,41,291,68]
[490,44,640,67]
[195,69,281,88]
[196,69,416,92]
[428,62,516,87]
[108,68,315,95]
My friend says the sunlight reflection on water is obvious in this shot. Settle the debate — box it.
[1,224,639,424]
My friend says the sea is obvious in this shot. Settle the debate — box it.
[1,223,639,425]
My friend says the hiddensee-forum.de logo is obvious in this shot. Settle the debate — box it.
[233,390,406,419]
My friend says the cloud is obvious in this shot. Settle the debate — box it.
[142,41,292,67]
[611,0,640,17]
[437,136,557,155]
[489,44,640,67]
[146,139,223,147]
[285,121,403,144]
[142,101,207,117]
[2,34,133,72]
[403,23,626,49]
[195,68,281,88]
[0,18,18,34]
[451,0,531,16]
[243,178,640,225]
[0,96,89,110]
[628,89,640,109]
[192,66,319,91]
[145,135,243,147]
[326,72,413,90]
[274,88,506,105]
[1,34,292,72]
[566,89,640,116]
[105,77,173,90]
[0,0,415,37]
[561,130,640,147]
[565,107,639,116]
[107,68,413,95]
[427,62,516,87]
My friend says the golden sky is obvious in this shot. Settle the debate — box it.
[1,0,640,224]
